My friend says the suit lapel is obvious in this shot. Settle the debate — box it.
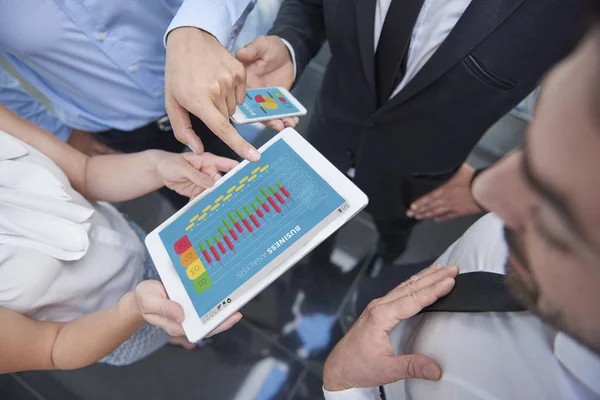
[386,0,526,107]
[355,0,377,92]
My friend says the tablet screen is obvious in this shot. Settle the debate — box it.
[159,139,347,322]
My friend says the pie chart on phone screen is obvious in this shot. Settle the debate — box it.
[254,94,278,110]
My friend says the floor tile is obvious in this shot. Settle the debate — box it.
[20,322,313,400]
[289,369,324,400]
[0,374,46,400]
[240,214,377,371]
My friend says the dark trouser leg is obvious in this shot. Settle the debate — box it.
[366,218,418,277]
[190,116,240,161]
[373,217,418,262]
[307,233,338,264]
[94,123,185,154]
[305,217,417,267]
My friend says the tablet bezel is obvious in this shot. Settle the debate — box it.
[145,128,368,342]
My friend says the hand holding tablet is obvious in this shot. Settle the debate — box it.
[146,128,368,342]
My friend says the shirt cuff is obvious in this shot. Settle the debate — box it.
[165,0,252,47]
[323,386,381,400]
[279,38,298,81]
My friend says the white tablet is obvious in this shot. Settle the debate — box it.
[145,128,368,342]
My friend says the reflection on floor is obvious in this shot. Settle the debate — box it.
[1,46,526,400]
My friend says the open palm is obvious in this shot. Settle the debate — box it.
[237,36,295,90]
[157,152,238,199]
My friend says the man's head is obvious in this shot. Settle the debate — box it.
[473,17,600,354]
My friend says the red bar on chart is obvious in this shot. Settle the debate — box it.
[277,182,293,201]
[244,205,260,228]
[229,212,246,237]
[252,202,266,222]
[219,227,235,252]
[269,185,286,206]
[256,195,270,213]
[236,209,254,233]
[206,238,221,262]
[198,242,212,264]
[214,234,226,255]
[261,188,281,213]
[223,219,239,241]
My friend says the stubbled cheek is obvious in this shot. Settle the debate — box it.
[526,238,574,321]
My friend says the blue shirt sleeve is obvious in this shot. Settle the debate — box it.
[0,65,71,141]
[166,0,254,48]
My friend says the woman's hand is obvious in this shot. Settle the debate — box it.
[133,280,242,338]
[155,152,239,198]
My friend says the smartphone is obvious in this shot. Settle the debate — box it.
[231,87,307,124]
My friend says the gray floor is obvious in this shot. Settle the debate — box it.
[1,44,527,400]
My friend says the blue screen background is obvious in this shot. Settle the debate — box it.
[159,139,345,320]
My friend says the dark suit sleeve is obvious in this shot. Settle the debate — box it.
[268,0,326,79]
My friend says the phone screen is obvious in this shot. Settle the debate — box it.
[239,88,300,119]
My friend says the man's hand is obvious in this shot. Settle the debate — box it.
[67,129,120,156]
[236,35,298,131]
[407,163,482,222]
[133,280,242,338]
[323,264,459,391]
[165,27,260,161]
[155,152,238,198]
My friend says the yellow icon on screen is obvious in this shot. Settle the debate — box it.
[255,94,278,110]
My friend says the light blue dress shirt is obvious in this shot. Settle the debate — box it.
[0,0,254,141]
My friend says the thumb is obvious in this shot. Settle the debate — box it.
[389,354,442,381]
[235,44,260,63]
[183,164,217,189]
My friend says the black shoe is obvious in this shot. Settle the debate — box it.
[366,240,407,278]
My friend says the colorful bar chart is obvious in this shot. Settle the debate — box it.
[159,139,346,321]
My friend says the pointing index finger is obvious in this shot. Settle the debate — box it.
[194,100,260,162]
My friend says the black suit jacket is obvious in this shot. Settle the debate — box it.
[269,0,586,221]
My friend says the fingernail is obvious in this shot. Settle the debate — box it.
[213,173,222,182]
[247,147,261,161]
[188,143,199,154]
[411,204,418,210]
[406,211,414,217]
[423,365,441,380]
